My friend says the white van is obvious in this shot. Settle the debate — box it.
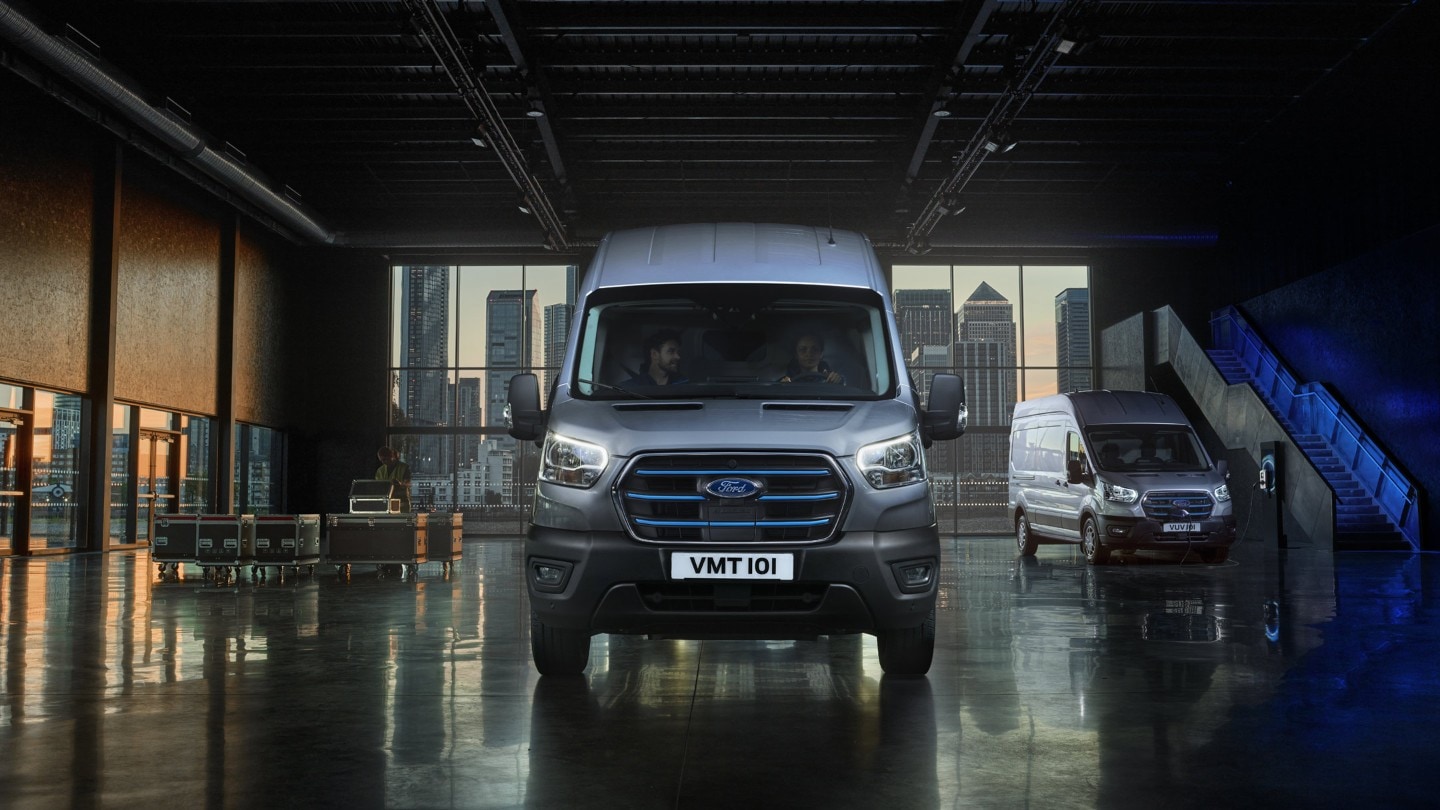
[506,223,966,675]
[1008,390,1235,564]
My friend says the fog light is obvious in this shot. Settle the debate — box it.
[530,558,573,592]
[891,559,936,593]
[1108,526,1128,537]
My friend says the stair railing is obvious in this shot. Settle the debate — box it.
[1210,306,1420,548]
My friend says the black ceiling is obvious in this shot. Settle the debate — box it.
[2,0,1420,254]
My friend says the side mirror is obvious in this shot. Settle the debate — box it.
[505,373,546,441]
[922,373,966,442]
[1066,458,1086,485]
[1215,458,1229,480]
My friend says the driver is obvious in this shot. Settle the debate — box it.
[779,333,845,384]
[625,329,689,386]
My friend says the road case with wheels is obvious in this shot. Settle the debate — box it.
[425,511,463,574]
[251,514,322,579]
[325,513,429,578]
[153,513,200,576]
[197,514,255,582]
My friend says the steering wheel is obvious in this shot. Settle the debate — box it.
[789,372,830,383]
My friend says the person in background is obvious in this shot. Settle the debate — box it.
[375,445,412,512]
[625,329,689,385]
[779,333,845,384]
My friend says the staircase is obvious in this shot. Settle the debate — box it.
[1209,307,1419,550]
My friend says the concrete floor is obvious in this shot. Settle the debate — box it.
[2,536,1438,809]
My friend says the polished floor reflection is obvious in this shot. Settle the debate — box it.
[2,537,1439,808]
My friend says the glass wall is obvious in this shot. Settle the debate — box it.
[893,264,1092,534]
[234,423,284,515]
[29,390,84,550]
[388,264,577,532]
[110,404,133,544]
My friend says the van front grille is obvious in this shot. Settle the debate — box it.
[616,453,848,543]
[1141,490,1215,520]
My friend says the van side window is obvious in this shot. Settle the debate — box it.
[1066,431,1086,470]
[1038,426,1066,474]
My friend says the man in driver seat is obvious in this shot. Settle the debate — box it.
[625,329,689,386]
[779,333,845,384]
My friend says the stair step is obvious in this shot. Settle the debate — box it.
[1335,531,1411,551]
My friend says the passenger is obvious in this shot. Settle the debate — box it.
[779,333,845,384]
[625,329,689,385]
[1099,443,1122,470]
[375,445,412,512]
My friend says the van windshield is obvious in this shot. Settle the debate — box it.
[572,284,895,400]
[1086,424,1211,472]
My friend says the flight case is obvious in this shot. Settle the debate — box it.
[325,513,429,578]
[425,511,464,575]
[196,514,255,582]
[251,514,322,579]
[152,513,200,575]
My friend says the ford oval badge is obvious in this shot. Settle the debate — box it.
[704,477,763,499]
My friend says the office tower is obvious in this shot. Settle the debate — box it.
[453,377,482,465]
[543,302,574,399]
[895,288,953,361]
[956,281,1017,426]
[400,266,450,475]
[1055,287,1093,393]
[485,289,543,435]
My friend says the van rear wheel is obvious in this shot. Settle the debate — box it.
[1081,518,1110,565]
[877,607,936,676]
[530,609,591,676]
[1016,513,1038,556]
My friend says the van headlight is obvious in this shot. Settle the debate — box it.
[1099,479,1138,504]
[1214,483,1231,502]
[540,432,609,488]
[858,431,926,489]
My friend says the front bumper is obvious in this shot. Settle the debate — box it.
[1094,513,1237,549]
[525,525,939,638]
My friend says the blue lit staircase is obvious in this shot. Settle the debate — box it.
[1208,307,1420,551]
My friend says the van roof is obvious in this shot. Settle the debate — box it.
[1013,390,1191,426]
[589,223,884,291]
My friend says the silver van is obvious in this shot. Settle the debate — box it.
[506,223,966,675]
[1008,390,1235,564]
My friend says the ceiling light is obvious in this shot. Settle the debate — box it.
[932,107,951,118]
[517,195,532,214]
[525,104,545,119]
[470,123,489,147]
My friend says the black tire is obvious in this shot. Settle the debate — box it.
[531,609,591,676]
[1016,513,1038,556]
[876,606,936,676]
[1081,517,1110,565]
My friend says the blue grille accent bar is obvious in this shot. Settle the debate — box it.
[634,469,830,476]
[635,518,831,528]
[618,453,849,543]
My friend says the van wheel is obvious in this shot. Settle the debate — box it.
[877,607,936,676]
[530,609,591,676]
[1016,513,1038,556]
[1081,518,1110,565]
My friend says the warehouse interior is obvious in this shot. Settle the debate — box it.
[1,0,1438,807]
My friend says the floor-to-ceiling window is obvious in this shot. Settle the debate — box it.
[233,423,284,515]
[893,263,1093,534]
[388,264,578,532]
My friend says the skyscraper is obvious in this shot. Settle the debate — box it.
[400,266,449,475]
[956,281,1017,426]
[895,288,953,362]
[1055,287,1093,393]
[543,301,573,399]
[485,289,543,437]
[453,376,482,465]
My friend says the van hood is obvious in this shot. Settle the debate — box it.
[547,397,919,458]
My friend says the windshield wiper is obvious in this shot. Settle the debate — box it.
[576,378,654,400]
